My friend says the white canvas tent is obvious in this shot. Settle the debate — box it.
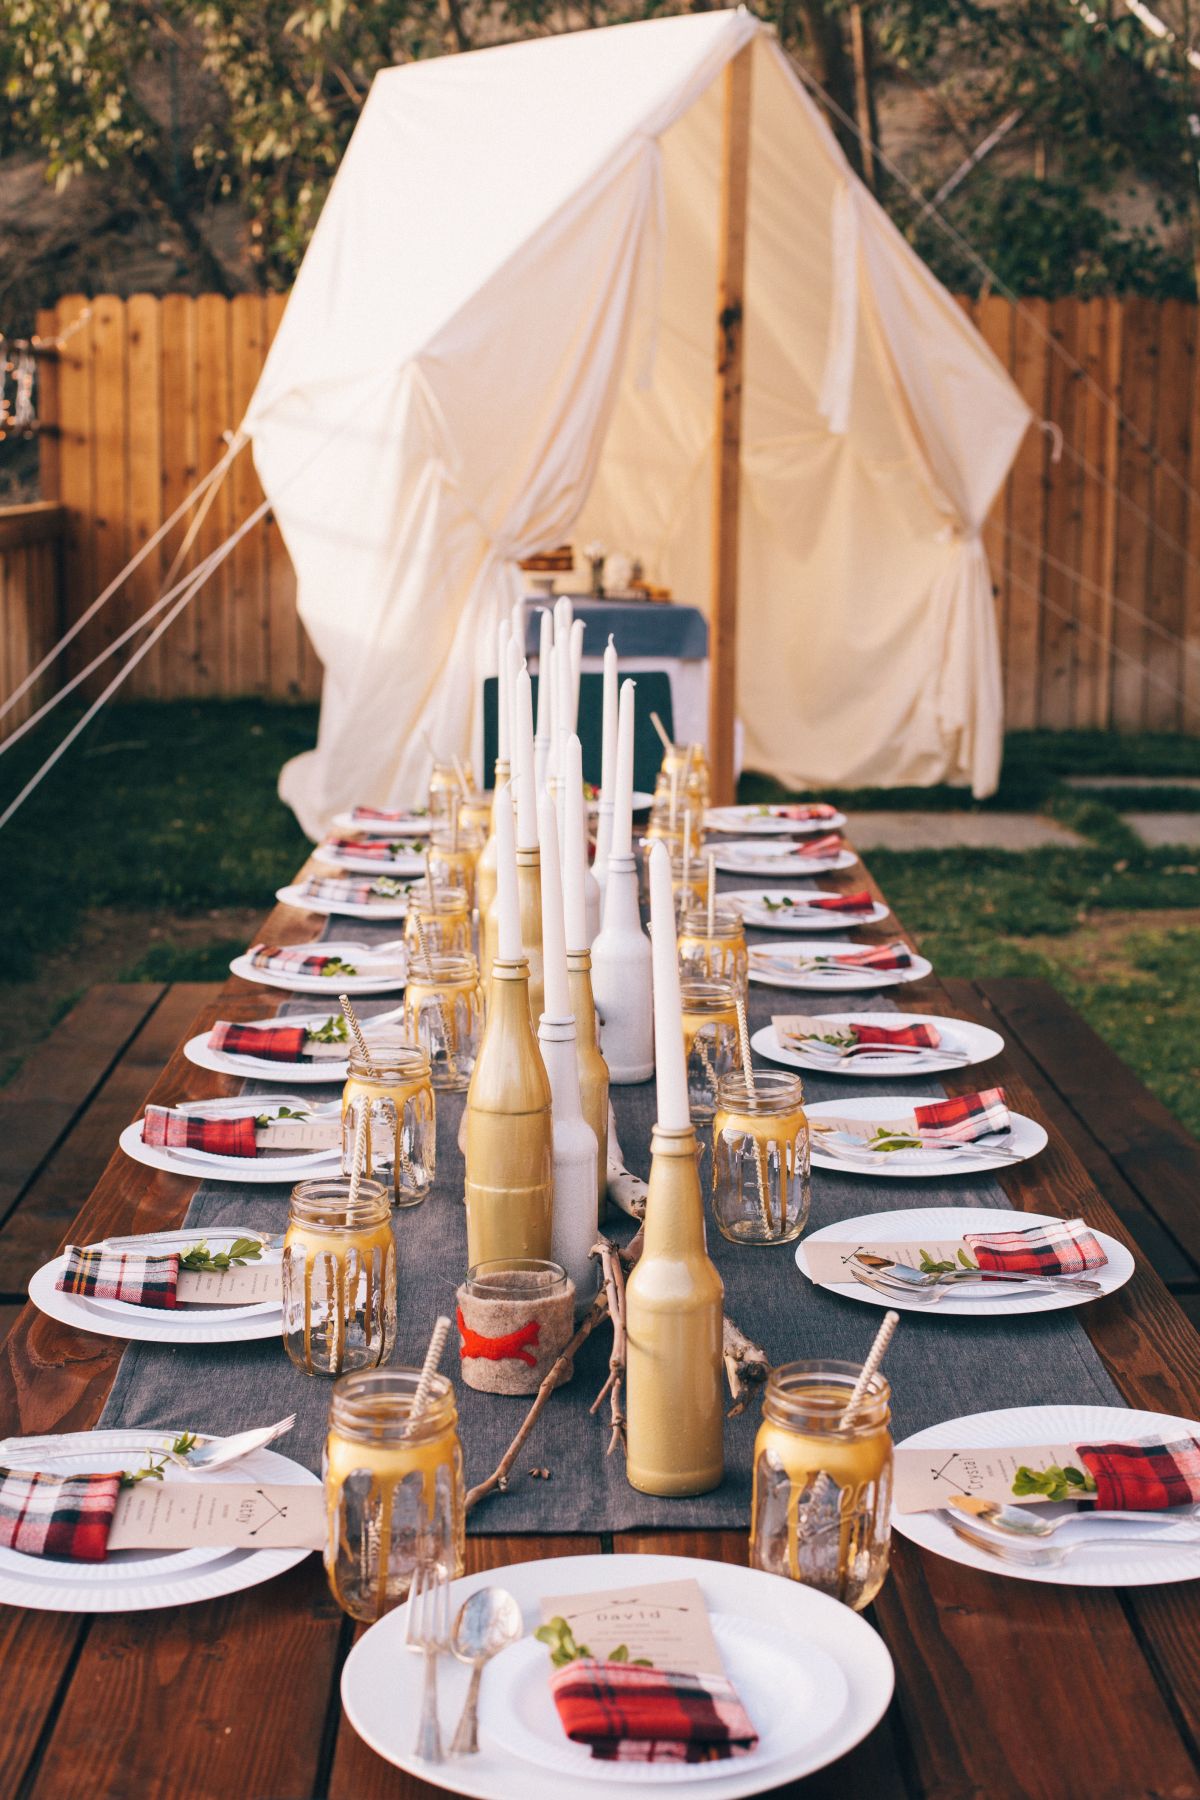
[245,8,1031,840]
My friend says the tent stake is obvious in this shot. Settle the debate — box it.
[708,44,752,808]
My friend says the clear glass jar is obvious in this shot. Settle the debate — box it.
[341,1039,435,1206]
[282,1177,396,1377]
[323,1368,465,1621]
[429,824,484,910]
[712,1069,810,1244]
[403,884,471,957]
[750,1360,892,1610]
[456,1258,575,1394]
[427,760,466,826]
[403,951,485,1091]
[655,745,710,811]
[644,805,702,857]
[458,790,492,836]
[677,906,748,998]
[680,978,739,1121]
[637,838,706,913]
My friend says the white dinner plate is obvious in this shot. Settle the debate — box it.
[797,1206,1134,1317]
[748,940,932,993]
[0,1430,316,1611]
[723,889,889,932]
[230,939,408,995]
[118,1115,343,1184]
[752,1012,1003,1078]
[70,1227,282,1325]
[184,1004,405,1083]
[705,805,847,837]
[29,1251,286,1344]
[341,1552,894,1800]
[313,843,427,877]
[805,1095,1048,1177]
[712,844,859,878]
[331,809,434,836]
[482,1615,848,1785]
[894,1404,1200,1587]
[276,882,410,920]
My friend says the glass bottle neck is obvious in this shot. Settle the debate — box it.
[642,1124,708,1259]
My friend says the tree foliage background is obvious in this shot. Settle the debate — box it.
[1,0,1199,307]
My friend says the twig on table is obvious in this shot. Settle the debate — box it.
[590,1240,628,1456]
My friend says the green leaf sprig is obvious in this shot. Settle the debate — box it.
[254,1105,310,1128]
[120,1431,200,1489]
[760,894,797,913]
[178,1237,265,1274]
[534,1617,653,1670]
[1012,1462,1097,1503]
[308,1012,349,1045]
[372,877,407,897]
[319,957,358,978]
[867,1127,922,1153]
[918,1247,979,1274]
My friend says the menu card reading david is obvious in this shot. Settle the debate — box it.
[539,1577,722,1674]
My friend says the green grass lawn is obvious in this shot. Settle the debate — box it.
[1,701,1198,1137]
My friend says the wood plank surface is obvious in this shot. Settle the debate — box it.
[158,295,200,700]
[1144,297,1193,731]
[87,296,129,689]
[1109,295,1160,730]
[1003,297,1050,730]
[4,844,1200,1799]
[125,294,164,699]
[54,295,95,687]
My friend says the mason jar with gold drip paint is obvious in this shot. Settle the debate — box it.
[712,1069,810,1245]
[341,1040,435,1207]
[679,977,739,1122]
[428,760,469,828]
[403,884,471,958]
[429,825,484,911]
[403,950,485,1091]
[282,1177,396,1378]
[677,906,748,999]
[323,1368,465,1621]
[458,790,492,837]
[750,1360,892,1610]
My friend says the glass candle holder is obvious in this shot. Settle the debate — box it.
[712,1069,811,1244]
[323,1367,465,1621]
[750,1359,892,1611]
[678,906,749,997]
[404,951,485,1091]
[342,1040,436,1207]
[428,760,467,826]
[680,978,740,1122]
[458,790,492,836]
[282,1177,396,1377]
[403,884,471,957]
[456,1258,576,1394]
[429,825,484,910]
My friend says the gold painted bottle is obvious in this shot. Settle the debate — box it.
[515,844,545,1023]
[324,1368,465,1621]
[464,955,553,1266]
[750,1360,892,1610]
[624,1123,725,1496]
[568,947,610,1225]
[476,760,509,969]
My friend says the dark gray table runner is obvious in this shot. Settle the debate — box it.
[100,866,1121,1531]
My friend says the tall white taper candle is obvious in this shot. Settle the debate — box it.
[537,796,570,1020]
[594,634,618,890]
[648,840,691,1131]
[495,783,520,963]
[612,678,636,859]
[496,621,511,766]
[515,664,538,851]
[534,608,553,791]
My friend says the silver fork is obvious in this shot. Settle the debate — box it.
[944,1510,1200,1568]
[406,1561,450,1762]
[852,1256,1102,1296]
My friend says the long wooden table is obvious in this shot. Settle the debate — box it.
[4,843,1200,1800]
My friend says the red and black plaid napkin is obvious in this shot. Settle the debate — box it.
[775,803,839,822]
[792,833,844,859]
[320,837,410,861]
[1076,1435,1200,1510]
[803,889,875,913]
[299,877,396,906]
[352,805,421,823]
[142,1107,258,1158]
[209,1020,311,1063]
[0,1466,123,1562]
[56,1244,179,1308]
[912,1087,1010,1144]
[964,1217,1106,1276]
[852,1020,941,1048]
[248,944,351,979]
[549,1659,759,1764]
[826,943,912,971]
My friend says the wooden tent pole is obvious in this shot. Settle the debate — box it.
[708,44,752,807]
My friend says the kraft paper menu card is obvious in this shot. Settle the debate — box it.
[175,1263,282,1306]
[539,1578,722,1674]
[894,1443,1097,1513]
[805,1239,982,1285]
[107,1482,325,1550]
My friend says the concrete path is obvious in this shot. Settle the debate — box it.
[847,811,1087,851]
[1121,813,1200,849]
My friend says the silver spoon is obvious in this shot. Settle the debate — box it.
[948,1495,1200,1542]
[448,1587,522,1756]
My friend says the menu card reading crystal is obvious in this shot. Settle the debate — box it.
[804,1239,982,1284]
[893,1443,1096,1513]
[176,1263,283,1306]
[539,1577,722,1674]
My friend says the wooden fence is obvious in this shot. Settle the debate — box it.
[8,289,1200,735]
[0,503,65,737]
